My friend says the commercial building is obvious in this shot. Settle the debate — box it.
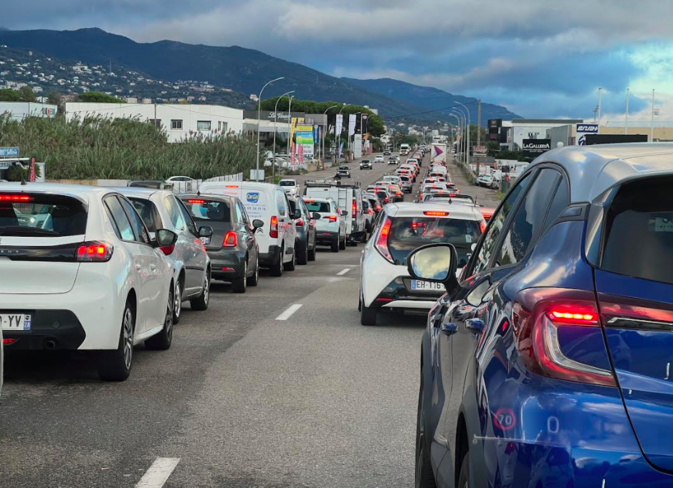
[0,101,58,120]
[65,103,244,143]
[511,119,583,149]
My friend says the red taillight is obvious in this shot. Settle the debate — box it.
[223,231,237,247]
[368,208,373,215]
[512,288,615,387]
[423,211,449,217]
[384,198,389,203]
[296,218,304,227]
[76,241,113,262]
[352,200,357,219]
[0,194,32,202]
[3,338,16,345]
[187,199,205,204]
[480,221,486,233]
[375,217,393,263]
[376,205,382,212]
[270,216,279,238]
[327,215,338,222]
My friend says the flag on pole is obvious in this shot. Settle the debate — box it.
[348,114,356,136]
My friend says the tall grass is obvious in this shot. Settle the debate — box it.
[0,114,258,180]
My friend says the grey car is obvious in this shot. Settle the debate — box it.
[288,196,318,264]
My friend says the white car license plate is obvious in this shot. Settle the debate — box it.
[1,313,31,331]
[411,280,444,292]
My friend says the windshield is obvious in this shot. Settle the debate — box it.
[279,181,296,187]
[305,201,331,213]
[0,194,87,237]
[184,199,231,222]
[388,216,482,267]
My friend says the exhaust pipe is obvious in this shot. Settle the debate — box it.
[44,338,58,350]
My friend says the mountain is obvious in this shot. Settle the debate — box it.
[343,78,520,125]
[0,28,519,125]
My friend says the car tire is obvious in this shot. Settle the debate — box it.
[415,374,437,488]
[360,296,377,326]
[284,246,296,271]
[339,235,347,250]
[173,277,183,325]
[457,452,470,488]
[331,236,339,253]
[232,260,247,293]
[308,243,317,261]
[97,299,135,381]
[146,284,174,351]
[270,246,284,277]
[297,241,308,265]
[190,272,211,310]
[247,256,259,286]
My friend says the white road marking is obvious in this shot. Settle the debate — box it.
[136,458,180,488]
[276,304,303,321]
[337,268,351,276]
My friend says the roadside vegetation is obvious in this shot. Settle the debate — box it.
[0,114,258,180]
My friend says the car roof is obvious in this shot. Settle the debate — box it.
[115,187,174,199]
[0,182,121,203]
[179,193,237,203]
[383,202,483,220]
[529,143,673,203]
[302,197,333,204]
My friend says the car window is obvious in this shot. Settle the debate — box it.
[119,196,150,244]
[601,176,673,284]
[185,198,231,222]
[541,176,570,232]
[164,195,186,230]
[237,201,250,225]
[276,191,287,217]
[305,201,331,213]
[0,193,87,237]
[104,195,136,242]
[495,169,559,268]
[176,198,198,235]
[235,201,244,223]
[299,200,310,219]
[470,173,531,275]
[130,198,162,233]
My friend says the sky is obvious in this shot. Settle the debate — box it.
[3,0,673,122]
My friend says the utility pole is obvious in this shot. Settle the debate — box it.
[625,88,630,135]
[650,88,656,142]
[597,87,603,128]
[476,99,482,178]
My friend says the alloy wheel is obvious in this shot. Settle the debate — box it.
[122,308,134,370]
[174,281,182,320]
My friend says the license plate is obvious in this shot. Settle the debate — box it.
[200,237,211,246]
[1,313,31,331]
[411,280,444,292]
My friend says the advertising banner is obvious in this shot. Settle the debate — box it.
[348,114,356,136]
[361,114,369,134]
[353,134,363,159]
[298,143,304,165]
[575,123,599,145]
[295,124,314,159]
[584,134,648,145]
[0,147,19,158]
[335,114,343,138]
[338,141,344,159]
[522,139,551,159]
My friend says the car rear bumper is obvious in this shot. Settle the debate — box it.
[208,249,246,279]
[316,230,339,245]
[259,245,281,268]
[1,310,86,350]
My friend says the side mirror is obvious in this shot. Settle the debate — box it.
[312,212,321,220]
[252,219,264,230]
[155,228,178,254]
[199,226,213,238]
[407,244,458,292]
[341,210,348,217]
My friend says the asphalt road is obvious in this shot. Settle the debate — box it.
[0,153,500,488]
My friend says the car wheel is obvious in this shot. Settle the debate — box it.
[307,242,317,261]
[270,246,284,276]
[232,260,247,293]
[339,235,347,250]
[415,375,437,488]
[97,300,135,381]
[284,245,297,271]
[190,272,211,310]
[360,296,377,326]
[146,284,174,351]
[297,241,308,265]
[247,256,259,286]
[173,277,183,325]
[457,452,470,488]
[331,236,339,253]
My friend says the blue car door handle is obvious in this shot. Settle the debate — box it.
[465,318,485,334]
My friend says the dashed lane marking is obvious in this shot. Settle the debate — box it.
[136,458,180,488]
[276,304,303,321]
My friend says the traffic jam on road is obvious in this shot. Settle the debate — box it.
[1,143,672,488]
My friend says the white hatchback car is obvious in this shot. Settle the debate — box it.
[279,179,299,197]
[303,197,347,252]
[0,184,178,381]
[359,202,485,325]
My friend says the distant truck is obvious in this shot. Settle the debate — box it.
[304,181,365,244]
[431,143,447,164]
[399,144,410,156]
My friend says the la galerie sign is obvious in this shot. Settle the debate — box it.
[522,139,551,158]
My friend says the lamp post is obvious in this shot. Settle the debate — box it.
[650,88,656,142]
[451,111,465,163]
[334,104,346,163]
[453,102,471,167]
[625,88,630,135]
[286,95,294,165]
[272,90,294,182]
[256,77,284,181]
[322,104,338,167]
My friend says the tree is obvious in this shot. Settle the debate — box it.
[78,91,126,103]
[47,91,66,115]
[19,86,36,102]
[0,88,21,102]
[468,124,489,148]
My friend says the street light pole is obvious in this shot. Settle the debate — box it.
[256,76,284,181]
[286,95,294,164]
[322,104,338,167]
[453,102,471,167]
[273,90,294,182]
[451,110,465,163]
[449,113,463,162]
[625,88,630,135]
[650,88,656,142]
[335,104,346,164]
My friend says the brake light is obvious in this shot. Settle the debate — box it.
[76,241,114,262]
[480,221,486,233]
[327,215,338,222]
[352,200,357,219]
[512,288,615,387]
[225,185,239,188]
[375,217,393,263]
[0,194,31,202]
[223,231,237,247]
[296,218,304,227]
[384,198,389,203]
[303,198,315,203]
[270,216,279,238]
[187,199,205,204]
[368,208,373,215]
[423,211,449,216]
[3,338,16,345]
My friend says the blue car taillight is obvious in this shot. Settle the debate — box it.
[512,288,616,387]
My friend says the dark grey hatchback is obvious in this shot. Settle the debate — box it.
[180,194,263,293]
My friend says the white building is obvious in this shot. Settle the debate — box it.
[0,101,58,120]
[511,119,583,149]
[65,103,244,143]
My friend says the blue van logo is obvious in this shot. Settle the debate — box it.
[246,192,260,203]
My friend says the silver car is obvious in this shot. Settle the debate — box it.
[303,197,347,252]
[118,188,213,324]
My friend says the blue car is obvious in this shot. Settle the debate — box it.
[411,143,673,487]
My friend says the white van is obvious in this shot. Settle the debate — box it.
[199,181,298,276]
[304,182,366,244]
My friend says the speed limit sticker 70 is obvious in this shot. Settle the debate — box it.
[493,408,516,431]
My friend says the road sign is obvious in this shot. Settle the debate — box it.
[0,147,19,158]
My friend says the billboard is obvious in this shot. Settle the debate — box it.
[522,139,551,159]
[295,124,314,159]
[0,147,20,158]
[584,134,648,145]
[353,134,362,159]
[348,114,356,137]
[335,114,343,138]
[576,123,599,145]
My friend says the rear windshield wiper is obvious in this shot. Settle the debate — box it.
[0,226,61,237]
